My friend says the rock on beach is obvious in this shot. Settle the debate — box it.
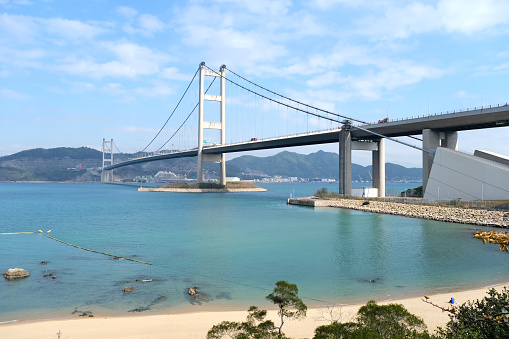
[3,268,30,280]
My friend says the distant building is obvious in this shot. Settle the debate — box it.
[154,171,178,181]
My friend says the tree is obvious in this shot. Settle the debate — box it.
[436,287,509,338]
[207,306,280,339]
[356,300,429,339]
[314,300,430,339]
[266,280,307,337]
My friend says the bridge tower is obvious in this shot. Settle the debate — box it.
[197,63,226,185]
[101,138,114,182]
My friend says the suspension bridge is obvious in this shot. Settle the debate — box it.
[102,62,509,199]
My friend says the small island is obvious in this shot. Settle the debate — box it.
[138,181,267,193]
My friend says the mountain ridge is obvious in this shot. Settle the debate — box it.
[0,147,422,182]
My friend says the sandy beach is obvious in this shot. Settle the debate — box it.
[1,283,506,338]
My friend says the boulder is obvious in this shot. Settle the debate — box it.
[3,268,30,280]
[187,287,197,297]
[122,286,135,293]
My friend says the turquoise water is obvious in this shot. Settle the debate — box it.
[1,182,508,322]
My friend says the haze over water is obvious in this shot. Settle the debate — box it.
[1,182,508,323]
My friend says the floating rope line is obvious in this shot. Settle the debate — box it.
[4,231,325,303]
[0,232,35,235]
[41,233,151,265]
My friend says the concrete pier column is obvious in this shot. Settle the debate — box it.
[442,131,458,150]
[372,138,385,197]
[423,129,440,191]
[423,129,458,191]
[338,129,352,196]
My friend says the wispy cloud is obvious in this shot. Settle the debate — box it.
[0,88,30,99]
[357,0,509,40]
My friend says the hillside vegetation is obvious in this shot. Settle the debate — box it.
[0,147,422,182]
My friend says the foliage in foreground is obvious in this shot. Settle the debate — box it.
[207,306,281,339]
[314,300,430,339]
[266,281,307,337]
[207,281,306,338]
[436,287,509,339]
[474,231,509,252]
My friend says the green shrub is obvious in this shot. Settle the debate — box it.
[437,287,509,338]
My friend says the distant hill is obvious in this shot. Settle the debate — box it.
[226,150,421,182]
[0,147,422,182]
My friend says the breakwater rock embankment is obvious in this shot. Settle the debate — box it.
[139,187,267,193]
[288,198,509,228]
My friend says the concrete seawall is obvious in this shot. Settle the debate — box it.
[288,198,509,228]
[139,187,268,193]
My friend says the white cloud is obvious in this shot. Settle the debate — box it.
[314,0,364,10]
[138,14,164,33]
[0,13,108,43]
[116,7,165,36]
[0,88,30,99]
[116,6,138,19]
[438,0,509,34]
[0,0,31,7]
[0,13,38,42]
[103,42,172,74]
[160,67,191,81]
[357,0,509,40]
[42,17,108,40]
[214,0,292,16]
[55,42,174,79]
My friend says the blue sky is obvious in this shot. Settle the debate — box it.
[1,0,508,167]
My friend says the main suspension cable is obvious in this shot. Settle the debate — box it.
[156,78,217,151]
[204,64,340,124]
[224,66,422,142]
[141,66,200,153]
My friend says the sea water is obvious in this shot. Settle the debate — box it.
[1,182,508,322]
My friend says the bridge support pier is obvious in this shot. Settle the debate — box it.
[198,63,227,185]
[422,129,458,191]
[339,125,386,197]
[338,129,352,196]
[372,138,385,198]
[101,138,114,183]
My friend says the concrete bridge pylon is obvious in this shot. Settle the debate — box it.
[197,63,226,185]
[422,129,458,191]
[101,138,114,182]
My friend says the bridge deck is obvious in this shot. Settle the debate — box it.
[104,105,509,170]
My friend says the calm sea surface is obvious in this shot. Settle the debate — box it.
[1,182,508,323]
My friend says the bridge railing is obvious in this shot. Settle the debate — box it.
[370,102,509,125]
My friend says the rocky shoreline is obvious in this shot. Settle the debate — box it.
[138,187,268,193]
[288,197,509,227]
